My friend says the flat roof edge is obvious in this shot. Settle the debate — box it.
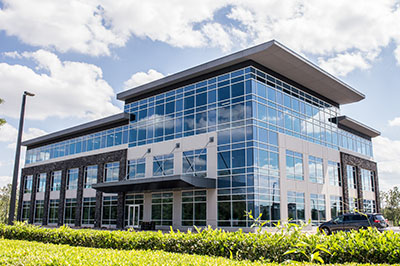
[333,115,381,138]
[22,112,129,147]
[116,40,365,105]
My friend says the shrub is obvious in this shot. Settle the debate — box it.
[1,222,400,264]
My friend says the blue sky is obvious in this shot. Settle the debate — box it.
[0,0,399,190]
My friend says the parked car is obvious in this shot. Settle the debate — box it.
[319,213,389,235]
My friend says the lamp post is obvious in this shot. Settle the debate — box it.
[8,91,35,225]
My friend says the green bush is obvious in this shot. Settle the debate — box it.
[0,222,400,264]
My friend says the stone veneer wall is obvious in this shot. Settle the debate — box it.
[18,149,127,228]
[340,152,380,213]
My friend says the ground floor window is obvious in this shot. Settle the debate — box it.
[48,199,59,224]
[102,196,117,226]
[330,196,343,219]
[181,190,207,226]
[310,194,326,225]
[151,192,173,226]
[349,197,358,212]
[21,201,30,221]
[82,197,96,225]
[287,191,305,223]
[64,198,77,225]
[124,194,144,226]
[34,200,44,223]
[363,199,376,213]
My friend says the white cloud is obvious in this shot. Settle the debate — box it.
[0,124,18,142]
[2,51,22,59]
[0,49,121,120]
[1,0,400,74]
[317,52,375,77]
[124,69,165,89]
[389,117,400,127]
[373,136,400,190]
[0,176,12,187]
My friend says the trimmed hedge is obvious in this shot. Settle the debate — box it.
[1,223,400,264]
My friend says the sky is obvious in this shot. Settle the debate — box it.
[0,0,399,191]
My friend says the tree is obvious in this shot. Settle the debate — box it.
[381,186,400,226]
[0,98,5,127]
[0,184,18,224]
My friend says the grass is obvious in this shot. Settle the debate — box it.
[0,238,269,266]
[0,239,397,266]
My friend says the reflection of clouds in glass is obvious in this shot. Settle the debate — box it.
[193,157,206,166]
[138,114,174,129]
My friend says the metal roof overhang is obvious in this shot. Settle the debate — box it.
[331,116,381,138]
[22,112,130,148]
[117,40,365,105]
[92,175,216,193]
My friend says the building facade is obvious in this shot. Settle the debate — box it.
[18,41,380,230]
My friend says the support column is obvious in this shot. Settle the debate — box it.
[16,172,26,221]
[356,167,364,211]
[340,155,349,213]
[29,174,38,224]
[75,166,85,227]
[94,163,104,228]
[117,192,125,229]
[58,169,67,226]
[42,171,52,225]
[374,170,381,212]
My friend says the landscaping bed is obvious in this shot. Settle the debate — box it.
[1,222,400,264]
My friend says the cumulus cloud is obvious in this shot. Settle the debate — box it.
[372,136,400,190]
[124,69,165,89]
[389,117,400,127]
[0,176,12,187]
[0,49,121,120]
[0,124,18,142]
[1,1,400,74]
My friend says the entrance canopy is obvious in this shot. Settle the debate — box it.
[92,175,216,193]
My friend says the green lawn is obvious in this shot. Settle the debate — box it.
[0,239,396,266]
[0,239,269,266]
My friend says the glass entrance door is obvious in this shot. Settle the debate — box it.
[128,204,140,227]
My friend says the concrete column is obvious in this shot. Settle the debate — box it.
[17,171,26,221]
[94,163,104,228]
[29,173,38,224]
[143,193,152,221]
[340,155,349,213]
[75,166,85,227]
[172,191,181,228]
[374,170,381,212]
[117,192,125,229]
[42,171,52,225]
[356,167,364,211]
[58,169,67,226]
[207,189,217,228]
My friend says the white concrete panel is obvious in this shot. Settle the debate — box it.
[23,193,31,201]
[127,132,217,178]
[363,191,376,200]
[49,191,60,200]
[35,192,44,200]
[278,132,344,222]
[65,189,77,199]
[83,188,96,198]
[348,189,358,198]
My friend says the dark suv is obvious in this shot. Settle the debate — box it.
[319,213,389,234]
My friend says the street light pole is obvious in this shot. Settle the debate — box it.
[8,91,35,225]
